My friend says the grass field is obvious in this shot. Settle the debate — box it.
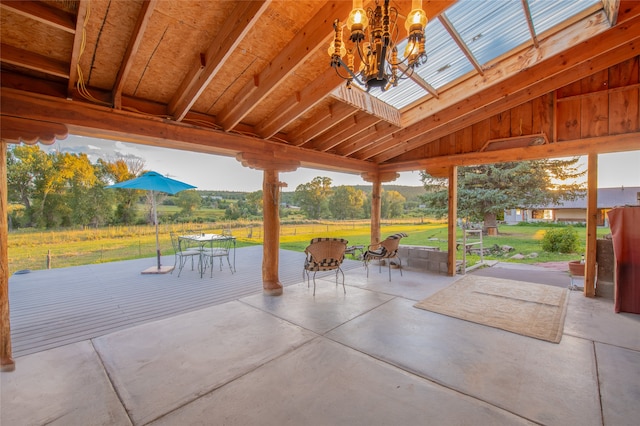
[7,220,608,275]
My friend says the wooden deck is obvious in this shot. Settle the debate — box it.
[8,246,364,358]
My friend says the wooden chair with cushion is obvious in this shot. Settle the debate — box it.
[303,238,348,296]
[363,233,408,281]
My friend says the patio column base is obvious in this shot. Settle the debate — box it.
[1,356,15,372]
[263,281,283,296]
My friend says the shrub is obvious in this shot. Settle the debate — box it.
[541,227,580,253]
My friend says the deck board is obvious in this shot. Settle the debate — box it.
[8,246,364,357]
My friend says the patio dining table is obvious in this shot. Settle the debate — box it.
[179,234,237,277]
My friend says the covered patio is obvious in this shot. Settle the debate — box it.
[2,0,639,380]
[2,249,639,425]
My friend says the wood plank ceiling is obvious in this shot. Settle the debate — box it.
[1,0,639,179]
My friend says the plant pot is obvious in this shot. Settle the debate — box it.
[568,260,585,276]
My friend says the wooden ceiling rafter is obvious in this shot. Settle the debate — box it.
[438,13,484,76]
[521,0,539,48]
[67,0,87,98]
[313,113,382,153]
[291,102,358,147]
[0,0,76,33]
[336,121,399,157]
[256,67,343,139]
[0,43,69,78]
[112,0,157,109]
[168,0,269,121]
[218,1,352,132]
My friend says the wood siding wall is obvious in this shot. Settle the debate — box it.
[397,57,640,161]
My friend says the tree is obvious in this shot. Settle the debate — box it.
[245,190,263,216]
[381,190,406,219]
[174,190,201,217]
[420,159,586,230]
[7,146,112,228]
[293,176,333,219]
[98,158,145,225]
[328,185,366,219]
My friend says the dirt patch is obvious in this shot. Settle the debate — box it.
[534,261,570,272]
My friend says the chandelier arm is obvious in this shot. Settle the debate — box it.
[354,42,370,67]
[333,57,365,86]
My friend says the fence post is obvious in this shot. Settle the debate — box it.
[47,250,52,269]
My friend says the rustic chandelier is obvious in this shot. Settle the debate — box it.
[329,0,428,92]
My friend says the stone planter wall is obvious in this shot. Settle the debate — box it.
[397,245,449,274]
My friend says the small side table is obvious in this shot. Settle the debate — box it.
[345,245,365,260]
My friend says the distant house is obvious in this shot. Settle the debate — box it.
[504,187,640,226]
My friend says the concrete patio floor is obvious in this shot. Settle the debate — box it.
[1,253,639,425]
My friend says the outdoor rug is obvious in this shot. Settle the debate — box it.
[414,275,569,343]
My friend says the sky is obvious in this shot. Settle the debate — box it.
[41,134,640,192]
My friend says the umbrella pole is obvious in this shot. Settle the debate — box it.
[152,190,161,269]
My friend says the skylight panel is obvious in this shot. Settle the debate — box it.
[375,78,428,109]
[528,0,602,34]
[445,0,530,65]
[415,18,474,89]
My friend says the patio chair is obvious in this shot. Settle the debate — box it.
[170,232,202,277]
[303,238,348,296]
[202,236,235,277]
[363,233,408,281]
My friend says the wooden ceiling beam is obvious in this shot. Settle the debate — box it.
[314,114,382,152]
[0,115,68,145]
[0,43,68,78]
[379,133,640,177]
[335,122,398,157]
[168,0,270,121]
[1,88,377,175]
[256,68,343,139]
[0,0,76,33]
[113,0,157,109]
[217,1,352,131]
[291,102,357,146]
[368,9,640,162]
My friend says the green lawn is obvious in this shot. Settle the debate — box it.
[7,221,607,275]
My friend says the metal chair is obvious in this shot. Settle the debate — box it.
[364,233,408,281]
[169,232,201,277]
[202,236,234,277]
[303,238,348,296]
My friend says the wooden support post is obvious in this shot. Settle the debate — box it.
[370,179,382,246]
[447,166,458,276]
[584,153,598,297]
[262,169,283,295]
[1,142,15,371]
[362,171,399,246]
[236,153,298,296]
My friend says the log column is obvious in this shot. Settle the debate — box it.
[1,142,14,371]
[362,172,399,245]
[0,118,66,371]
[262,169,285,295]
[584,153,598,297]
[447,166,458,276]
[237,153,299,296]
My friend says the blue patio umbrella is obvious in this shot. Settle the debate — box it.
[107,171,196,272]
